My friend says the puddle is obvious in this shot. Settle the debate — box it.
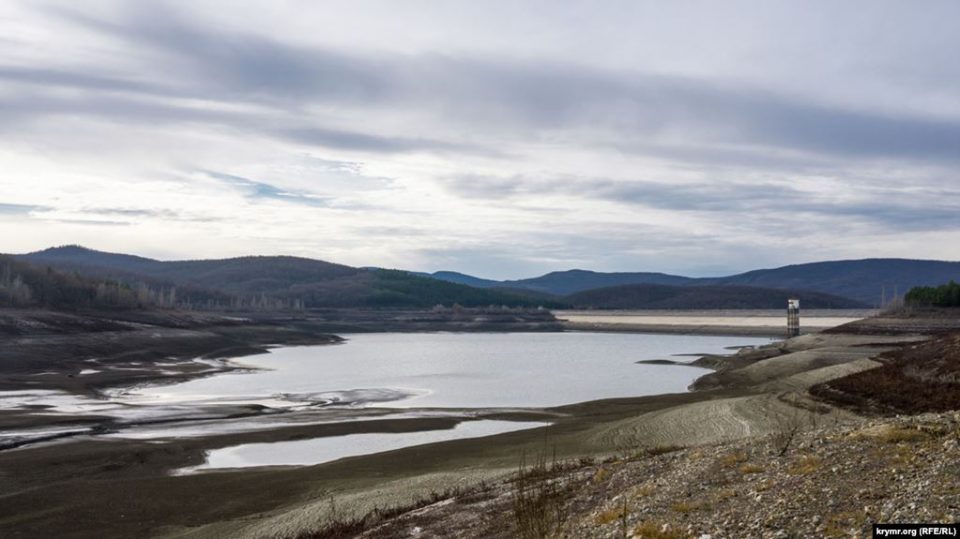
[180,420,547,472]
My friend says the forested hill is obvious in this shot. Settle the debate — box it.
[710,259,960,305]
[15,246,562,310]
[565,283,866,310]
[424,259,960,305]
[0,255,213,310]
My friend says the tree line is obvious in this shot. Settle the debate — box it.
[904,281,960,307]
[0,256,305,312]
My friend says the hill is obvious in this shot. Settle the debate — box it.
[711,259,960,305]
[424,271,502,289]
[17,246,560,310]
[423,259,960,305]
[501,269,693,295]
[564,283,866,309]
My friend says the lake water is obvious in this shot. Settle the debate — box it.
[123,332,771,410]
[5,332,770,469]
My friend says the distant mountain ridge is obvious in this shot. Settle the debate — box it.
[17,246,563,309]
[15,246,960,309]
[565,283,865,310]
[423,259,960,305]
[419,269,692,294]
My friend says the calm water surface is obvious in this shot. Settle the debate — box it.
[129,332,771,409]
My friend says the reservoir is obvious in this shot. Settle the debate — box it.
[124,332,771,409]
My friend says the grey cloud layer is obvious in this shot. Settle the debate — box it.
[445,174,960,233]
[0,4,953,163]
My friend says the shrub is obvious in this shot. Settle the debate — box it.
[512,454,570,539]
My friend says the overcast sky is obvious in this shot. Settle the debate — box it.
[1,1,959,278]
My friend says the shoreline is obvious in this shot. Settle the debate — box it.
[0,307,935,538]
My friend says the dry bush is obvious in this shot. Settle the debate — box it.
[770,404,812,457]
[512,453,571,539]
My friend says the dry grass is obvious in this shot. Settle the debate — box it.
[787,455,823,475]
[878,426,929,443]
[670,499,708,514]
[593,467,610,484]
[889,444,920,467]
[593,506,625,525]
[718,451,748,468]
[739,463,765,474]
[633,483,656,498]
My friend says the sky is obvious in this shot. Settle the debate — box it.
[1,0,959,279]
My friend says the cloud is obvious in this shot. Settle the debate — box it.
[444,173,960,234]
[1,1,959,275]
[23,4,960,163]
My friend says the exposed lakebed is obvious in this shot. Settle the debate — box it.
[2,332,769,469]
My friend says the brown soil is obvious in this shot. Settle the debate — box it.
[812,332,960,414]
